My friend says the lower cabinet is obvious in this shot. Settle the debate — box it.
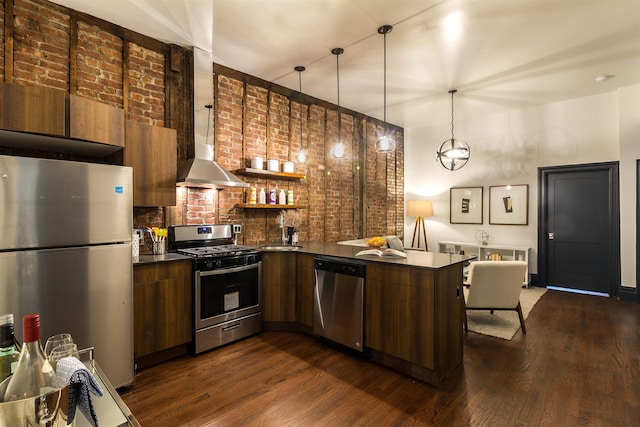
[133,260,192,360]
[295,253,315,329]
[365,262,463,384]
[261,252,297,322]
[365,263,436,369]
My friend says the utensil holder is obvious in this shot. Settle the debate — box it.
[152,241,165,255]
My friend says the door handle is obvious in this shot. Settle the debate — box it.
[548,232,554,240]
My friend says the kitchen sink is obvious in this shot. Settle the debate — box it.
[258,244,303,251]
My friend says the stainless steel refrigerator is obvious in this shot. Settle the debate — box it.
[0,155,134,388]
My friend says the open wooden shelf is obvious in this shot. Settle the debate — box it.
[235,203,305,209]
[235,168,306,180]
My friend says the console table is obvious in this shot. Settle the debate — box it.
[438,240,531,286]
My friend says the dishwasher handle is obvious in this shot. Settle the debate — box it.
[313,256,366,278]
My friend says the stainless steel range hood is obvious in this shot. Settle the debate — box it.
[177,156,248,188]
[176,47,248,189]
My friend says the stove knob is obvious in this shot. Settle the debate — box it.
[206,261,215,269]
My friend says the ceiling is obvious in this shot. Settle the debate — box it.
[51,0,640,129]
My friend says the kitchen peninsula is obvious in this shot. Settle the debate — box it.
[133,242,471,386]
[261,243,472,385]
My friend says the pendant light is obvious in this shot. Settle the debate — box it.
[436,89,470,171]
[294,66,307,164]
[330,47,346,159]
[375,25,396,154]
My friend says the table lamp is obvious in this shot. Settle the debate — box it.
[408,200,433,250]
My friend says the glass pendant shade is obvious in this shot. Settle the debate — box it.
[436,89,469,171]
[375,134,396,153]
[295,149,308,163]
[330,142,346,159]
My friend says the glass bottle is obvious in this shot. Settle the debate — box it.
[0,313,21,382]
[2,314,56,401]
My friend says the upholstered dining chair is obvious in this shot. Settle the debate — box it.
[463,261,529,333]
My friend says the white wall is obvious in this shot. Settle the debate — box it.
[619,84,640,288]
[405,87,638,288]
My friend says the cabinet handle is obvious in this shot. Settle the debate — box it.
[222,323,241,332]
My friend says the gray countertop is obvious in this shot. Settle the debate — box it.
[132,242,474,269]
[260,242,474,270]
[133,253,193,265]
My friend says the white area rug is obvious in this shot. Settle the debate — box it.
[464,286,547,340]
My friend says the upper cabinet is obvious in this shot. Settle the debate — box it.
[124,120,177,207]
[0,83,124,157]
[0,83,65,136]
[69,95,125,148]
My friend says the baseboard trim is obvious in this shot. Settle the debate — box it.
[618,286,637,303]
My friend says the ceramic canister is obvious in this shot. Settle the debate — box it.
[267,159,279,172]
[282,161,294,173]
[251,157,263,169]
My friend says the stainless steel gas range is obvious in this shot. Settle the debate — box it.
[169,224,262,354]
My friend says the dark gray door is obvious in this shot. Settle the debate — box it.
[538,163,620,296]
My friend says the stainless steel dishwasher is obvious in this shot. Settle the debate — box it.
[313,255,366,352]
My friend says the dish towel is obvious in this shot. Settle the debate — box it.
[54,356,104,427]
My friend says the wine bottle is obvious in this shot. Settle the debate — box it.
[0,313,20,382]
[2,314,56,401]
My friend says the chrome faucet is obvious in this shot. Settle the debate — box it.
[279,212,286,244]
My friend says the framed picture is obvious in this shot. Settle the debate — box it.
[450,187,483,224]
[489,184,529,225]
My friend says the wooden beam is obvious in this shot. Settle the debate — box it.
[4,0,14,83]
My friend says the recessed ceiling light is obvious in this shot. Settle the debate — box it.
[595,74,616,83]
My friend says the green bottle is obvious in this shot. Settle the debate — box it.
[0,313,21,382]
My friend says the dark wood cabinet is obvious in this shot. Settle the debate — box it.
[133,261,192,360]
[365,261,463,384]
[366,262,436,369]
[0,83,65,136]
[295,253,315,329]
[69,94,125,147]
[261,252,297,322]
[124,120,177,206]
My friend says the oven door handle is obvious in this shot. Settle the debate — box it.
[198,262,261,277]
[222,322,242,332]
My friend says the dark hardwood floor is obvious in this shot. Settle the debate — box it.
[120,290,639,426]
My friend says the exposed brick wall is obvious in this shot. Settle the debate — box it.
[392,129,405,235]
[244,85,268,164]
[127,42,165,126]
[1,0,405,245]
[0,0,5,80]
[13,0,70,90]
[2,1,169,126]
[307,104,326,243]
[214,74,245,231]
[365,121,390,237]
[185,188,215,225]
[76,22,123,107]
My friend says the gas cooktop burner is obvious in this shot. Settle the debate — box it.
[177,245,255,259]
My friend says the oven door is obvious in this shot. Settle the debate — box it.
[195,262,261,329]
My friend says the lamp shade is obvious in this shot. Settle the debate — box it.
[407,200,433,217]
